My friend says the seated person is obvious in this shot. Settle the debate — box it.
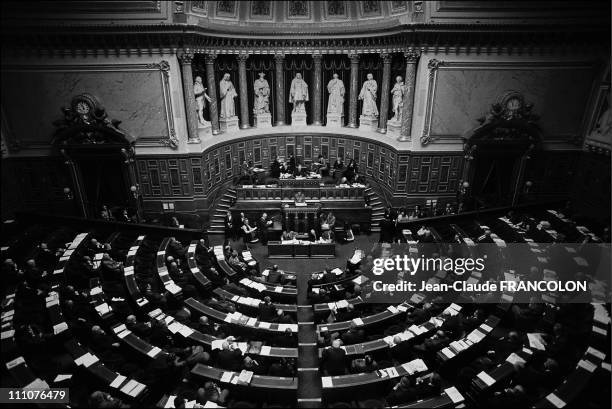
[337,176,349,186]
[228,251,247,272]
[294,190,306,203]
[324,211,336,230]
[396,210,410,224]
[314,155,329,176]
[241,218,258,243]
[286,154,296,175]
[281,230,298,241]
[320,229,334,243]
[350,354,378,373]
[266,265,284,284]
[333,157,344,170]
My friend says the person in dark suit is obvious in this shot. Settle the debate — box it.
[258,296,277,321]
[274,309,294,324]
[257,213,272,245]
[270,157,281,179]
[294,191,306,204]
[266,265,283,284]
[322,339,347,376]
[223,211,234,240]
[287,154,296,174]
[216,341,243,371]
[341,323,365,345]
[126,315,151,338]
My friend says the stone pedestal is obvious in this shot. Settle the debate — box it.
[196,121,212,140]
[291,112,307,127]
[220,116,239,133]
[359,115,378,132]
[326,113,344,128]
[387,120,401,138]
[254,113,272,129]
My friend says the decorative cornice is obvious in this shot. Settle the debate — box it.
[1,22,608,57]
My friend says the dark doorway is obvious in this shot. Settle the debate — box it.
[77,158,130,218]
[471,153,521,208]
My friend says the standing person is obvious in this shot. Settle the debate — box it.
[241,218,258,243]
[257,213,272,245]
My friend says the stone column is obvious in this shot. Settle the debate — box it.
[179,53,200,143]
[312,54,323,126]
[347,53,360,128]
[237,54,250,129]
[204,54,220,135]
[377,52,392,133]
[274,54,286,126]
[399,51,420,141]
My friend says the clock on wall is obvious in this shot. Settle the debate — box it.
[70,94,102,120]
[499,91,525,118]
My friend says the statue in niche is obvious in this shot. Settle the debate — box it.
[359,73,379,118]
[363,0,380,14]
[327,0,345,16]
[390,75,405,123]
[327,73,345,116]
[216,1,235,14]
[219,73,237,119]
[253,72,270,114]
[288,0,308,17]
[289,73,309,114]
[251,0,270,16]
[194,76,212,125]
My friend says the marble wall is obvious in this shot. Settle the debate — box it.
[429,63,596,139]
[1,55,188,153]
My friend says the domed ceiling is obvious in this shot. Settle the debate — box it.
[187,1,418,35]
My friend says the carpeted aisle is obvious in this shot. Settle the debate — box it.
[207,233,377,407]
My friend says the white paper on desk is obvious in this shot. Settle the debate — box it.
[578,360,597,372]
[90,287,102,295]
[1,329,14,340]
[117,329,131,339]
[211,340,224,350]
[327,302,336,310]
[6,356,25,369]
[352,318,364,326]
[260,346,271,356]
[258,321,271,329]
[24,378,49,390]
[53,374,72,383]
[331,268,343,275]
[527,333,547,351]
[387,305,399,314]
[53,322,68,335]
[480,323,493,333]
[167,322,183,334]
[81,353,99,368]
[321,376,333,388]
[220,372,233,383]
[245,317,257,327]
[147,347,161,358]
[120,379,139,395]
[110,374,127,389]
[546,393,566,409]
[506,353,526,365]
[467,330,485,344]
[441,348,454,359]
[386,366,400,378]
[274,286,283,293]
[586,347,606,360]
[403,358,427,375]
[444,386,464,404]
[477,371,496,386]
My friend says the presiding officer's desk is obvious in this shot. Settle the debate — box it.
[268,240,335,258]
